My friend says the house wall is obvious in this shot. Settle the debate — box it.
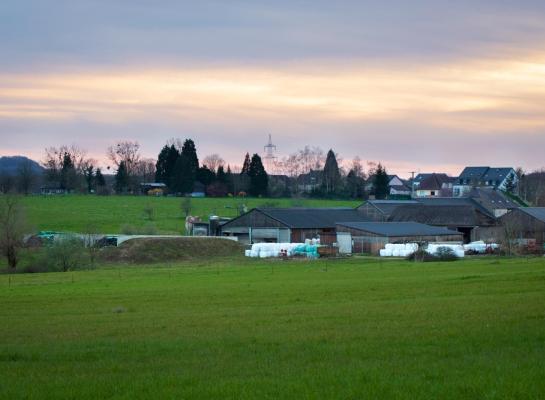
[416,189,439,197]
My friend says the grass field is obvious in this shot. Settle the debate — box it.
[21,195,360,234]
[1,257,545,399]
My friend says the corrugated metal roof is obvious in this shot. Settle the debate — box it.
[388,204,494,227]
[520,207,545,223]
[257,207,370,229]
[337,221,461,237]
[359,200,419,216]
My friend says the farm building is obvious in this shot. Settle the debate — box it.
[388,202,496,242]
[220,207,370,244]
[139,182,167,195]
[474,208,545,252]
[336,222,463,254]
[356,200,419,221]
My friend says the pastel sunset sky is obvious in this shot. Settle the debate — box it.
[1,1,545,177]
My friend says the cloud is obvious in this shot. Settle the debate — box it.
[1,53,545,176]
[2,1,545,176]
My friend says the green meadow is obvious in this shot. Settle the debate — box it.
[21,195,360,234]
[1,257,545,399]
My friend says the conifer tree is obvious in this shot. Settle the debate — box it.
[115,161,130,194]
[373,163,389,200]
[248,154,268,196]
[322,149,341,194]
[241,153,251,175]
[95,168,106,187]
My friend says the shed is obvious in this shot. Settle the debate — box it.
[336,222,463,254]
[220,207,370,244]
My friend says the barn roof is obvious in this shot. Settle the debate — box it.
[256,207,370,229]
[418,173,453,190]
[466,187,519,211]
[416,197,495,218]
[357,200,419,216]
[519,207,545,223]
[388,204,494,227]
[336,222,461,237]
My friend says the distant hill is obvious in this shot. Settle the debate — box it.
[0,156,44,176]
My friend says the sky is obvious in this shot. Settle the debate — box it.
[1,0,545,178]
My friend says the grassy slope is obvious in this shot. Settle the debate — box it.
[22,195,360,234]
[1,257,544,399]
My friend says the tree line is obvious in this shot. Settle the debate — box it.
[2,138,545,204]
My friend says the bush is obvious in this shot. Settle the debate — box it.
[406,248,460,262]
[435,247,459,261]
[25,237,91,272]
[406,249,438,262]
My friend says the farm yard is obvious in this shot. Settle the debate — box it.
[21,195,360,234]
[1,256,545,399]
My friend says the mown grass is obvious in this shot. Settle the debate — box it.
[21,195,360,234]
[1,257,545,399]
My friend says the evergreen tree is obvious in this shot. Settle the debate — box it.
[155,145,170,183]
[373,163,389,200]
[346,169,364,199]
[83,165,94,193]
[241,153,251,175]
[504,173,516,194]
[95,168,106,187]
[322,149,341,194]
[60,153,77,191]
[226,165,235,194]
[181,139,199,176]
[115,161,130,194]
[171,155,194,194]
[197,165,215,186]
[155,144,180,189]
[216,165,227,183]
[248,154,268,196]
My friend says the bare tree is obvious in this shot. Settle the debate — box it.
[43,144,90,190]
[0,195,29,271]
[107,141,141,176]
[277,146,326,178]
[350,156,366,179]
[134,158,156,182]
[519,168,545,206]
[0,172,15,194]
[166,138,184,152]
[16,159,36,195]
[202,154,225,173]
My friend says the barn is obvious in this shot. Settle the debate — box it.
[388,202,496,242]
[356,200,419,221]
[336,222,463,255]
[220,207,370,244]
[495,208,545,252]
